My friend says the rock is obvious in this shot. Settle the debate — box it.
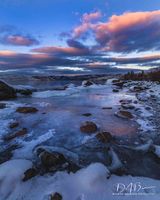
[102,107,112,110]
[0,80,16,100]
[119,99,132,104]
[17,89,33,96]
[50,192,62,200]
[4,128,27,141]
[113,81,126,88]
[80,121,98,133]
[96,132,113,143]
[82,113,92,117]
[82,80,93,87]
[53,86,68,91]
[66,161,80,173]
[121,104,135,110]
[145,106,151,110]
[40,151,66,169]
[131,86,147,92]
[115,110,133,119]
[0,145,18,164]
[113,89,119,92]
[16,107,38,113]
[38,149,80,173]
[9,122,19,129]
[112,79,120,83]
[0,103,6,109]
[113,167,127,176]
[23,168,38,181]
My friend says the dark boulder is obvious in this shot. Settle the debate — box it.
[0,80,16,100]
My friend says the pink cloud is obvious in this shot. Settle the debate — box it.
[72,10,160,52]
[95,10,160,51]
[1,34,39,46]
[73,11,102,38]
[82,11,102,23]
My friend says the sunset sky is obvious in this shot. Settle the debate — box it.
[0,0,160,73]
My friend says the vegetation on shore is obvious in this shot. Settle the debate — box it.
[122,69,160,82]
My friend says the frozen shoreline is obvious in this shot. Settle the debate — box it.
[0,75,160,199]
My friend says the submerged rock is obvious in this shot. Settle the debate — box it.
[113,81,126,88]
[9,121,19,129]
[4,128,27,141]
[0,145,18,164]
[115,110,133,119]
[0,80,16,100]
[113,89,119,93]
[80,121,98,133]
[82,113,92,117]
[82,80,93,87]
[16,106,38,113]
[112,79,120,83]
[23,167,39,181]
[130,86,147,92]
[17,89,33,96]
[96,132,113,143]
[121,104,135,110]
[119,99,132,104]
[50,192,63,200]
[0,103,6,109]
[102,107,112,110]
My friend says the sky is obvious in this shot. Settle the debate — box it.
[0,0,160,74]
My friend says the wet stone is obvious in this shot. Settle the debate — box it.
[115,110,134,119]
[16,107,38,113]
[80,121,98,134]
